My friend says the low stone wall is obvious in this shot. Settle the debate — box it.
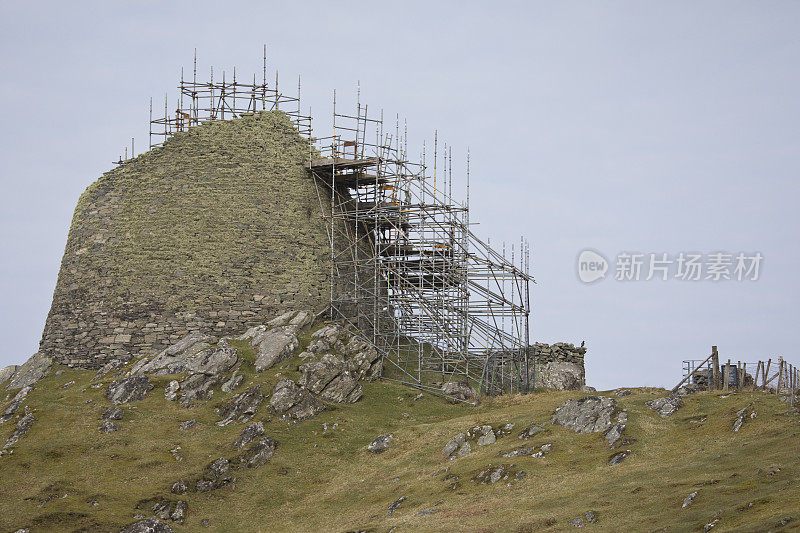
[531,342,586,391]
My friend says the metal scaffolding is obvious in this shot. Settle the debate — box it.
[308,91,534,404]
[148,47,311,149]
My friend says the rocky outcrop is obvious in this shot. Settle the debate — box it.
[5,353,52,391]
[196,458,233,492]
[553,396,616,433]
[1,386,33,424]
[647,395,683,418]
[442,381,477,402]
[3,410,35,451]
[216,386,263,426]
[235,422,265,449]
[108,377,154,404]
[0,365,18,386]
[237,436,277,469]
[269,379,325,421]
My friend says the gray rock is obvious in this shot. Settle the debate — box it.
[417,509,439,517]
[3,412,35,449]
[216,386,263,426]
[318,371,363,404]
[107,377,153,404]
[94,358,128,380]
[311,324,344,344]
[647,395,683,418]
[368,434,393,454]
[131,332,214,375]
[615,389,632,397]
[441,381,477,402]
[171,479,187,495]
[552,396,616,433]
[152,501,172,520]
[164,381,180,402]
[184,344,238,376]
[605,423,625,446]
[235,422,265,449]
[283,394,325,421]
[457,441,472,457]
[99,421,119,434]
[442,433,466,456]
[488,465,505,483]
[254,327,299,372]
[102,407,124,420]
[289,310,313,331]
[585,511,597,523]
[6,353,52,390]
[518,424,545,440]
[683,491,698,508]
[119,518,174,533]
[269,379,303,414]
[1,386,33,424]
[387,496,405,517]
[502,446,538,458]
[569,516,585,528]
[238,436,276,469]
[221,371,243,393]
[609,451,628,466]
[170,501,187,523]
[535,360,585,391]
[307,339,330,354]
[476,427,496,446]
[298,354,346,394]
[178,373,219,407]
[581,385,597,393]
[197,458,232,492]
[616,411,628,424]
[0,365,18,386]
[179,420,196,431]
[266,311,297,328]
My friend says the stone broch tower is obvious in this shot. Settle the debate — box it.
[40,111,333,368]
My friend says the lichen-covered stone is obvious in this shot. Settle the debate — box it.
[38,111,348,369]
[107,376,153,404]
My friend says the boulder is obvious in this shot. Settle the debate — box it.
[298,354,345,394]
[238,436,277,469]
[171,479,187,495]
[518,424,545,440]
[646,395,683,418]
[368,434,393,454]
[94,358,128,380]
[604,423,625,446]
[216,385,263,426]
[254,327,299,371]
[269,379,304,414]
[442,433,467,456]
[318,372,363,404]
[476,426,497,446]
[164,381,180,402]
[609,451,628,466]
[107,377,153,404]
[235,422,265,449]
[552,396,616,434]
[6,353,52,390]
[269,380,326,421]
[442,381,477,402]
[311,324,344,345]
[179,420,196,431]
[266,311,297,328]
[119,518,174,533]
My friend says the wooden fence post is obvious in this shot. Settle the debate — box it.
[777,357,784,394]
[764,359,772,391]
[754,361,763,389]
[711,346,719,391]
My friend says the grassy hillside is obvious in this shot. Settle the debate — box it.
[1,336,798,532]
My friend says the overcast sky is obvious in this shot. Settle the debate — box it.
[1,1,798,389]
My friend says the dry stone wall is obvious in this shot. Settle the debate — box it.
[531,342,587,390]
[40,111,340,368]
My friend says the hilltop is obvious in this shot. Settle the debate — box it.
[1,314,798,532]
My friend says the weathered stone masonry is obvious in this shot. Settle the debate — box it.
[39,111,338,368]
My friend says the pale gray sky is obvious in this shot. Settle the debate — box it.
[1,1,798,389]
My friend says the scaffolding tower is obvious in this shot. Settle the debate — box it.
[308,92,534,404]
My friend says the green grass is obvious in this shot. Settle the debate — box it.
[1,346,799,532]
